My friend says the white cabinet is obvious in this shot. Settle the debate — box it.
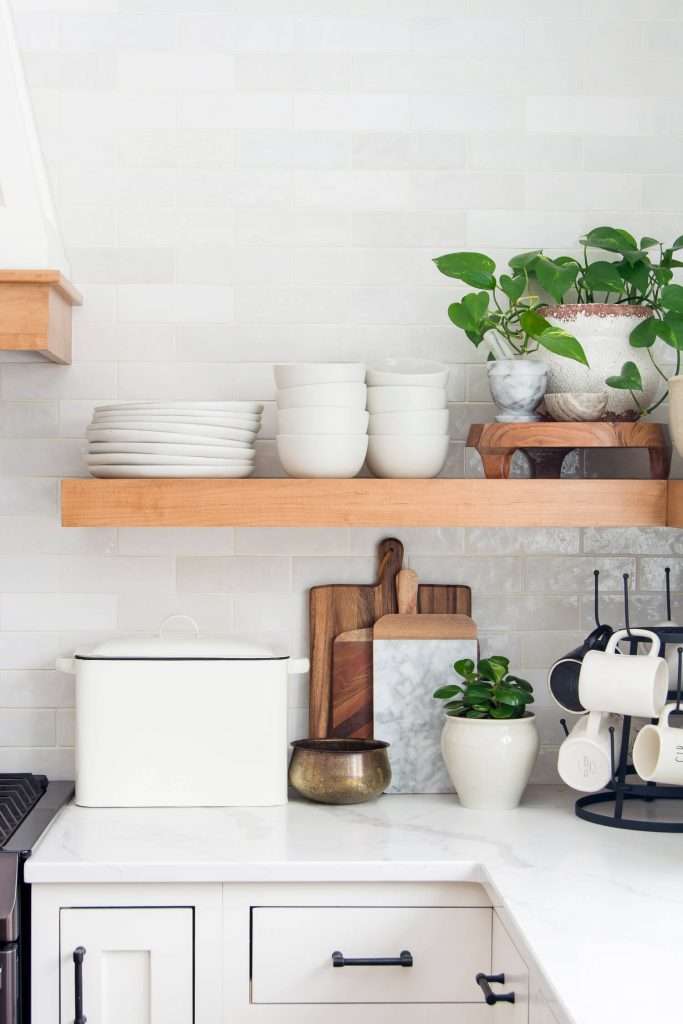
[59,907,193,1024]
[490,913,529,1022]
[251,906,491,1004]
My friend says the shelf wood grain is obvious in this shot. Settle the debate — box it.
[0,270,82,364]
[61,478,669,528]
[667,480,683,527]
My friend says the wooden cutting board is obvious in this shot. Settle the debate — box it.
[309,540,472,738]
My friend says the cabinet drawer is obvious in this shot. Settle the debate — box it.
[251,906,492,1004]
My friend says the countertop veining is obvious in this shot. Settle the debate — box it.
[27,787,683,1024]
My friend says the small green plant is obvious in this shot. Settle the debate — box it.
[434,225,683,416]
[432,250,588,365]
[433,656,534,720]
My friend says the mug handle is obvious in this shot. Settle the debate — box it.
[583,711,604,738]
[585,624,613,651]
[658,703,680,727]
[606,627,660,656]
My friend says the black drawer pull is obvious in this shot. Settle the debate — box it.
[73,946,87,1024]
[476,972,515,1005]
[332,950,413,968]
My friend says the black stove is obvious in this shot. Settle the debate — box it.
[0,775,73,1024]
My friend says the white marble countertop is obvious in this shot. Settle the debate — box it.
[27,786,683,1024]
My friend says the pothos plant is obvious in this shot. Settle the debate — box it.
[434,225,683,416]
[433,656,534,721]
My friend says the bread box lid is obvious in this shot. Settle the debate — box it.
[75,616,287,661]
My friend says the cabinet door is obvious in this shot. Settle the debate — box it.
[60,907,193,1024]
[490,914,529,1022]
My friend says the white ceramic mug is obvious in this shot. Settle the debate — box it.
[633,704,683,785]
[578,628,668,718]
[557,712,619,793]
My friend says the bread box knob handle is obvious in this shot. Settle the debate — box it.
[158,614,200,638]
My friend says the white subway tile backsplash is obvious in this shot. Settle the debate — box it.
[0,0,678,776]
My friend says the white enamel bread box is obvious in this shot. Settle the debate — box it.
[57,617,308,808]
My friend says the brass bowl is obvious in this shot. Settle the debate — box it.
[289,738,391,805]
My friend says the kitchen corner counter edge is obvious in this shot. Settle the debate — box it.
[26,786,682,1024]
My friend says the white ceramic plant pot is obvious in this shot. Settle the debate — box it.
[668,376,683,458]
[440,713,539,810]
[487,358,547,422]
[541,304,663,416]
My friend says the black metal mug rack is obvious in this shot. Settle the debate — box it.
[560,568,683,833]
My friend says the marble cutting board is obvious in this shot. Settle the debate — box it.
[373,635,478,794]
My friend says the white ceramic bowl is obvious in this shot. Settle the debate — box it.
[366,386,447,414]
[367,435,449,478]
[277,434,368,478]
[366,359,449,389]
[277,406,369,435]
[276,382,367,410]
[95,401,264,414]
[368,409,449,436]
[274,363,365,389]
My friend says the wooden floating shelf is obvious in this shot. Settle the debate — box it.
[61,478,672,528]
[0,270,82,364]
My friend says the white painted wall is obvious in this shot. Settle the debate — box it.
[0,0,682,781]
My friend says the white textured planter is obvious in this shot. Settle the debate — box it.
[440,713,539,810]
[542,305,662,416]
[669,376,683,459]
[487,358,547,422]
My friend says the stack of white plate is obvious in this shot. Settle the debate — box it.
[85,401,264,478]
[366,360,450,478]
[274,364,368,478]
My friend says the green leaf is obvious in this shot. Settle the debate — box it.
[671,235,683,251]
[478,658,508,684]
[499,273,525,304]
[520,308,551,338]
[640,236,659,250]
[537,327,589,366]
[433,684,463,700]
[661,312,683,350]
[580,226,638,254]
[454,658,476,679]
[488,655,510,672]
[446,705,467,717]
[448,302,478,335]
[444,699,465,711]
[534,256,577,303]
[506,675,533,692]
[495,686,530,707]
[433,252,496,289]
[462,291,489,324]
[661,284,683,313]
[584,260,625,295]
[465,710,488,719]
[464,684,497,704]
[605,360,643,391]
[618,259,649,293]
[653,266,673,286]
[655,320,677,346]
[629,317,658,349]
[490,705,517,719]
[508,250,542,271]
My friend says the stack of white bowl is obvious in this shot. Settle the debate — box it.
[84,401,263,478]
[366,360,450,478]
[274,364,368,478]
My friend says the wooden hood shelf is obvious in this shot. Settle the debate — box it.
[0,270,82,363]
[60,478,671,528]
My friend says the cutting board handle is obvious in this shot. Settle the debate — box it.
[397,570,418,615]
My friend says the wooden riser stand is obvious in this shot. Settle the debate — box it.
[467,421,671,480]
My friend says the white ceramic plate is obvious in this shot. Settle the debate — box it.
[86,453,253,467]
[87,421,257,442]
[87,428,255,448]
[92,412,261,429]
[87,441,255,460]
[88,464,255,478]
[95,401,264,414]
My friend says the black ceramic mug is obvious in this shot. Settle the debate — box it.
[547,624,613,714]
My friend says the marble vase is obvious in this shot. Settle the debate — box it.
[487,358,547,422]
[440,713,539,810]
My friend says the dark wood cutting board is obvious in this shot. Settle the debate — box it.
[308,538,472,738]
